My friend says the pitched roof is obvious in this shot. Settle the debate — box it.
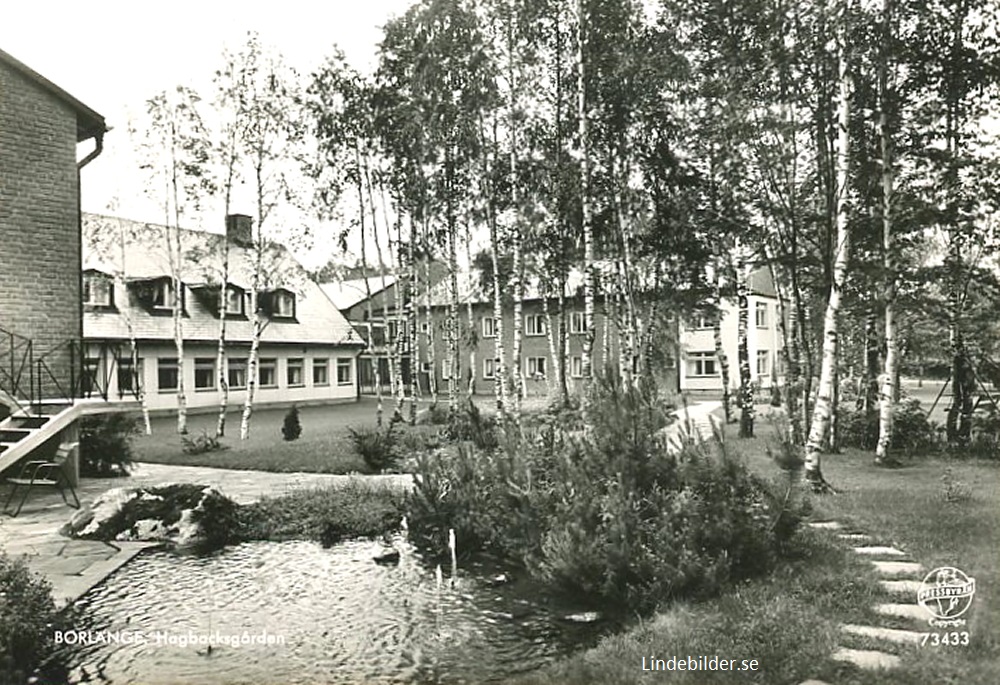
[0,47,107,142]
[425,268,588,307]
[748,266,778,298]
[321,276,397,310]
[82,214,362,347]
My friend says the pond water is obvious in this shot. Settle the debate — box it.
[61,539,611,684]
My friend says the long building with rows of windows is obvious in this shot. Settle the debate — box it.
[80,213,364,413]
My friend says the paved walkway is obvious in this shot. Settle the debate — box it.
[0,463,409,608]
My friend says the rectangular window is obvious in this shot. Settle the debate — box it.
[482,317,498,338]
[757,350,770,376]
[525,314,546,337]
[157,358,179,392]
[441,359,451,380]
[194,358,216,391]
[570,356,583,378]
[421,361,432,374]
[117,358,143,396]
[287,358,304,387]
[225,287,245,316]
[689,313,712,330]
[313,358,329,386]
[420,321,430,334]
[483,357,498,379]
[526,356,546,379]
[259,358,277,388]
[687,351,718,377]
[153,280,177,310]
[228,357,247,389]
[755,302,768,328]
[387,320,400,342]
[569,311,586,335]
[83,275,113,307]
[337,358,353,386]
[273,291,295,318]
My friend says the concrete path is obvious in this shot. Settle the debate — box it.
[0,463,409,609]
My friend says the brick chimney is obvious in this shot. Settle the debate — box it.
[226,214,254,247]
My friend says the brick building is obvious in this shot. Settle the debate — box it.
[0,47,106,399]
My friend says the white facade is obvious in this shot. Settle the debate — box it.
[679,293,784,392]
[83,342,359,412]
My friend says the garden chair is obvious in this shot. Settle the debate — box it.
[3,441,80,517]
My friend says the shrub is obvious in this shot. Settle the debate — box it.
[181,430,228,455]
[407,369,801,613]
[967,404,1000,459]
[420,403,450,426]
[838,397,938,455]
[281,405,302,441]
[348,424,399,473]
[0,553,58,683]
[79,413,140,477]
[238,482,406,546]
[444,400,498,450]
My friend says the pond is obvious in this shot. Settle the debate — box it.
[60,539,612,684]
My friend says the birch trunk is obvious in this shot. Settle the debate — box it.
[364,154,397,422]
[542,289,561,401]
[765,251,803,444]
[407,215,419,425]
[805,1,852,491]
[422,226,438,409]
[215,235,230,438]
[713,271,732,424]
[446,148,460,414]
[577,0,596,382]
[736,256,754,437]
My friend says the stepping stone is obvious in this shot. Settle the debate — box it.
[808,521,843,530]
[842,623,923,645]
[832,647,901,670]
[876,603,927,622]
[881,580,922,596]
[872,561,923,577]
[838,533,871,542]
[853,546,907,557]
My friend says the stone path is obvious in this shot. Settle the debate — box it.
[796,519,932,685]
[0,463,409,609]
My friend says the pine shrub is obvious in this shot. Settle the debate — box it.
[281,404,302,441]
[348,424,399,473]
[80,413,140,477]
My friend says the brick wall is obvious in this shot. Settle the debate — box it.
[0,61,81,400]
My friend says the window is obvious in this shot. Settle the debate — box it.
[83,273,113,307]
[687,351,718,377]
[117,358,143,397]
[272,290,295,318]
[420,321,430,334]
[483,357,498,379]
[757,350,771,376]
[689,313,712,330]
[157,358,179,392]
[570,356,583,378]
[81,358,101,396]
[755,302,769,328]
[259,358,277,388]
[194,358,216,391]
[287,358,304,387]
[153,280,178,310]
[526,357,546,379]
[441,359,451,380]
[525,314,546,337]
[387,320,401,342]
[313,358,329,386]
[336,358,353,385]
[225,286,245,316]
[228,358,247,389]
[482,317,498,338]
[420,361,432,374]
[569,311,587,335]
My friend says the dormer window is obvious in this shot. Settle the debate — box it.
[83,272,114,308]
[225,285,245,316]
[153,280,177,310]
[260,288,296,319]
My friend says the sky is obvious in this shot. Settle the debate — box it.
[1,1,415,269]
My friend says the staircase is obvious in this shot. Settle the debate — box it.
[0,402,83,475]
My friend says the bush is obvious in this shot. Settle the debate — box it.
[0,553,58,683]
[181,430,228,455]
[420,403,451,426]
[79,413,139,477]
[238,482,406,546]
[444,400,498,450]
[407,370,802,613]
[838,397,938,455]
[281,405,302,441]
[967,404,1000,459]
[348,424,399,473]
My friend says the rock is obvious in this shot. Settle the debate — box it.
[373,549,401,565]
[562,611,601,623]
[486,573,511,587]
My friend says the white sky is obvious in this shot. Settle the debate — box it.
[1,1,415,269]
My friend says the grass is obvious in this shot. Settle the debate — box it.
[516,403,1000,685]
[131,399,437,474]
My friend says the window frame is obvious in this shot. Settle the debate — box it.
[194,357,216,391]
[524,314,546,337]
[526,356,547,379]
[157,358,179,393]
[336,358,353,386]
[258,358,278,388]
[569,311,586,335]
[687,351,718,378]
[224,285,246,317]
[227,357,247,390]
[287,357,305,388]
[756,349,771,376]
[570,356,583,379]
[481,317,498,338]
[755,301,769,329]
[272,290,296,319]
[313,358,329,386]
[116,357,143,397]
[83,272,114,308]
[483,357,498,380]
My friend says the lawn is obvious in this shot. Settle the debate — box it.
[517,404,1000,685]
[131,399,433,474]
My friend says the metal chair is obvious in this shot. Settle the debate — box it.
[3,441,80,517]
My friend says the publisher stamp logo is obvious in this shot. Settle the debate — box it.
[918,567,975,625]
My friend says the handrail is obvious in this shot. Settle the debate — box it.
[0,325,35,413]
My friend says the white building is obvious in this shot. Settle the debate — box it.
[678,268,784,393]
[80,213,364,413]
